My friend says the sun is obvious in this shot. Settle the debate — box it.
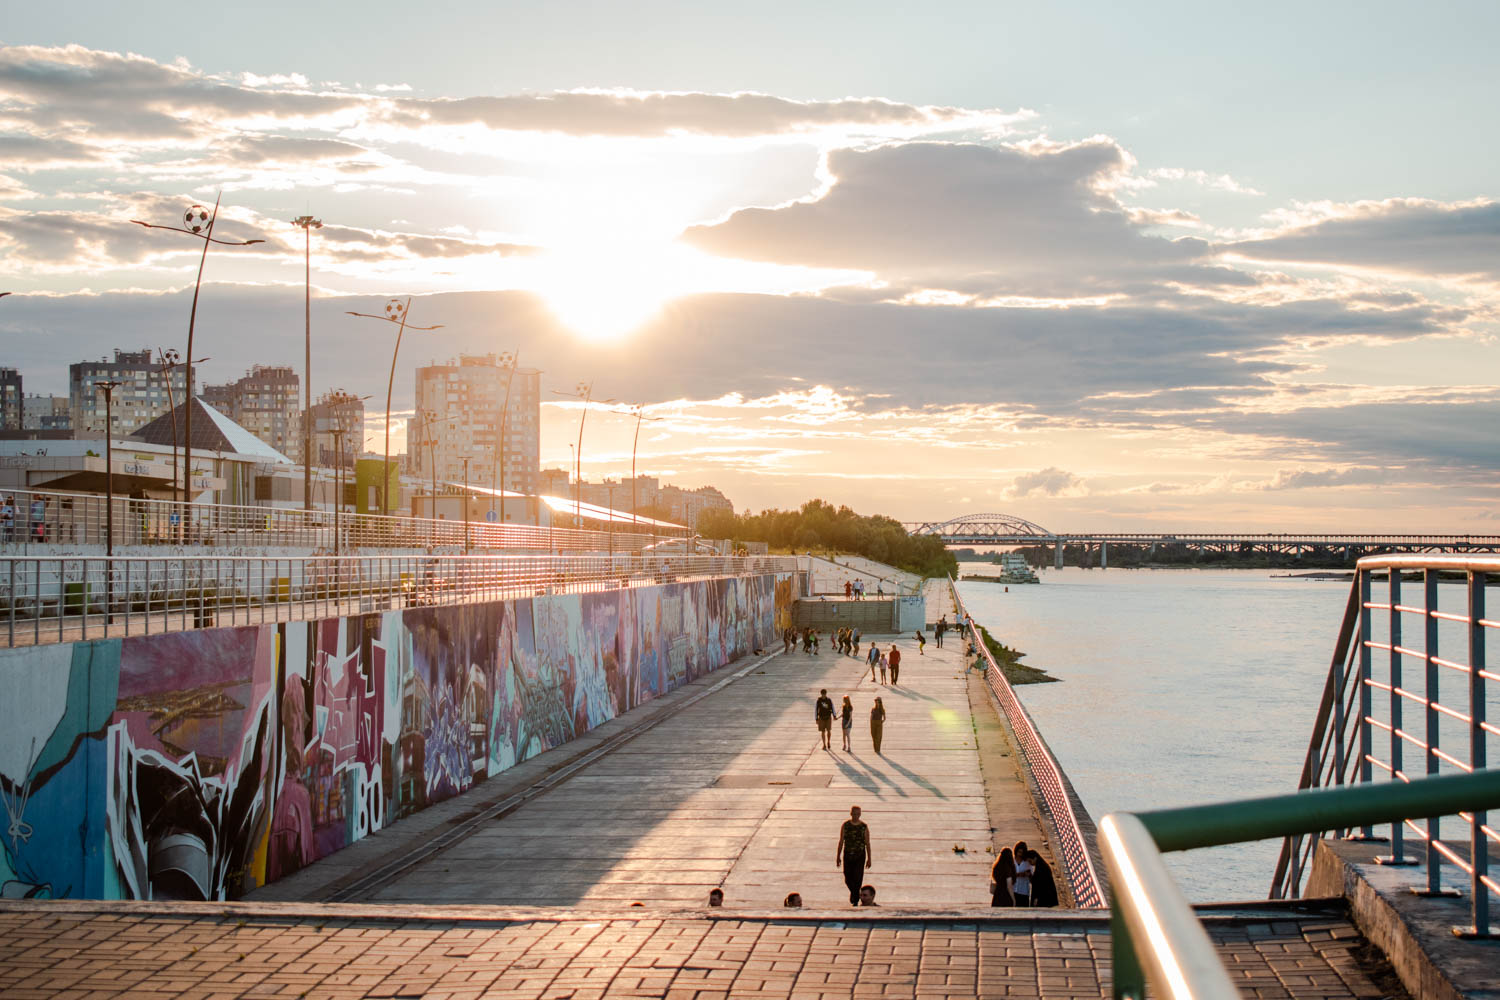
[529,243,686,343]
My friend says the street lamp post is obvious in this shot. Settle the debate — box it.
[292,215,322,512]
[95,381,122,558]
[345,299,442,517]
[628,404,660,537]
[462,457,471,554]
[493,350,519,530]
[553,380,615,531]
[155,349,209,512]
[132,196,264,522]
[322,390,367,556]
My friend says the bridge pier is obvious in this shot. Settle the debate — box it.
[1055,537,1064,569]
[1100,540,1107,569]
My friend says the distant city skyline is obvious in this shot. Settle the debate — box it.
[1,5,1496,530]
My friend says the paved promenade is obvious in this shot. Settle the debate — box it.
[275,614,1046,909]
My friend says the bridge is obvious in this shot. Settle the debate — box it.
[903,513,1500,566]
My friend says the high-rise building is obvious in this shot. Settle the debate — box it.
[69,349,191,437]
[22,394,71,431]
[307,390,366,468]
[203,365,301,460]
[0,368,21,431]
[411,354,540,498]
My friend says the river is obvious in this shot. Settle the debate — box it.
[956,565,1353,901]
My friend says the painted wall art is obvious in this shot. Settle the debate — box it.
[0,572,791,901]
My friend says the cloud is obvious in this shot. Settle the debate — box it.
[1009,467,1082,497]
[1252,467,1392,490]
[1227,199,1500,281]
[390,90,1006,137]
[682,138,1212,292]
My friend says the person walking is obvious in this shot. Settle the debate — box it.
[852,627,861,656]
[29,494,46,542]
[914,630,926,655]
[844,579,853,599]
[1,496,13,543]
[815,689,835,750]
[877,650,888,684]
[1026,850,1059,907]
[870,697,885,754]
[835,805,872,906]
[1012,841,1032,906]
[867,642,880,681]
[935,616,947,648]
[990,847,1017,906]
[812,629,821,655]
[840,695,853,751]
[888,645,901,685]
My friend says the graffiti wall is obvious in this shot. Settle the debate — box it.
[0,572,792,901]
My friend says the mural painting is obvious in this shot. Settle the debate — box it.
[0,572,790,901]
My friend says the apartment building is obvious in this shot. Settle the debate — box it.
[22,394,71,431]
[410,354,540,499]
[203,365,301,461]
[307,389,366,468]
[0,368,21,431]
[69,349,191,437]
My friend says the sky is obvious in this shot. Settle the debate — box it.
[1,3,1497,531]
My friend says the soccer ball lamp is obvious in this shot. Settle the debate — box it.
[385,298,406,322]
[184,205,212,234]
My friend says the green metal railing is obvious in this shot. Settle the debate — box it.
[1271,555,1496,924]
[1103,768,1500,999]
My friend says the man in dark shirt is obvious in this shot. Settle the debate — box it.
[815,689,835,750]
[835,805,872,905]
[935,616,946,648]
[888,645,901,685]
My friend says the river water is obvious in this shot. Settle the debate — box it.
[956,565,1353,901]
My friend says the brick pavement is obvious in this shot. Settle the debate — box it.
[0,902,1406,999]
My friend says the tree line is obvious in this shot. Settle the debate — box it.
[697,500,958,578]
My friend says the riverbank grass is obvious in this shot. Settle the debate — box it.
[977,625,1058,684]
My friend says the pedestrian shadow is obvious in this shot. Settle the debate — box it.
[840,753,909,798]
[881,757,947,799]
[877,686,941,704]
[830,754,881,793]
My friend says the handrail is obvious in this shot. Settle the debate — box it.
[1105,769,1500,999]
[0,553,798,647]
[950,575,1106,908]
[1270,553,1496,932]
[0,485,688,553]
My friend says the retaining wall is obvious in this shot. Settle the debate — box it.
[0,572,795,902]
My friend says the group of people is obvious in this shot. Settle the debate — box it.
[816,688,886,753]
[831,626,862,655]
[1,494,47,543]
[864,642,901,684]
[842,579,883,600]
[989,839,1059,907]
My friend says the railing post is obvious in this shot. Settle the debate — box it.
[1110,902,1147,1000]
[1417,568,1454,893]
[1457,570,1491,938]
[1355,569,1378,839]
[1380,570,1416,864]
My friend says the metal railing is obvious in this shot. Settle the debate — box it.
[1271,554,1497,935]
[0,486,686,553]
[951,576,1106,908]
[0,553,796,647]
[1104,769,1500,1000]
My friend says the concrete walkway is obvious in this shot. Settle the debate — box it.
[0,900,1407,999]
[344,628,1043,910]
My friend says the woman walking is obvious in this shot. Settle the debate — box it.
[878,651,888,684]
[840,695,853,751]
[870,697,885,754]
[990,847,1016,906]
